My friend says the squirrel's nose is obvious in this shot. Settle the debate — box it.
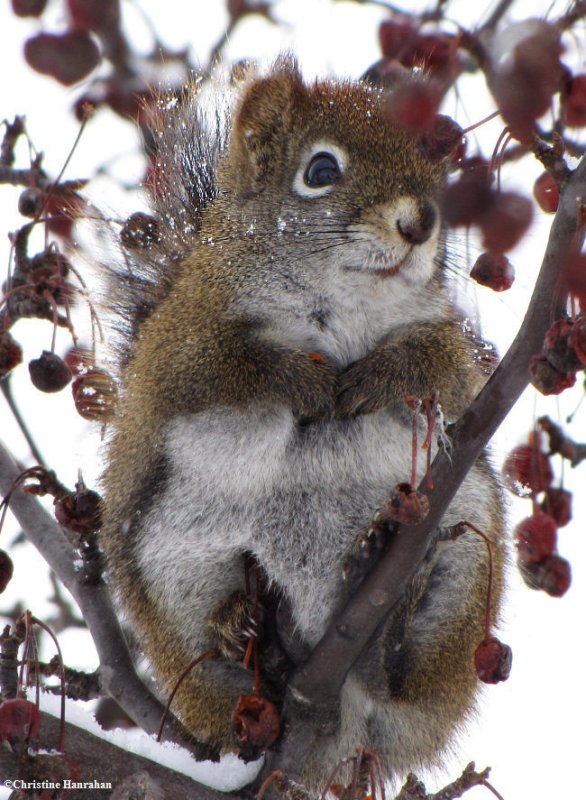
[396,201,437,245]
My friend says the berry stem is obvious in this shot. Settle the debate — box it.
[156,649,217,742]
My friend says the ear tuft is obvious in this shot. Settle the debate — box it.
[232,57,304,190]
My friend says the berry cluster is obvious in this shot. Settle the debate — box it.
[503,436,572,597]
[0,117,117,425]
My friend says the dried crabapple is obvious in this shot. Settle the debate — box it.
[72,368,118,420]
[383,483,429,525]
[474,637,512,684]
[11,0,48,16]
[54,486,102,536]
[419,115,466,165]
[385,81,442,133]
[479,191,533,253]
[519,554,571,597]
[541,487,572,527]
[120,212,162,249]
[470,251,514,292]
[17,186,45,218]
[529,353,576,396]
[515,511,557,564]
[232,694,280,760]
[29,351,72,393]
[543,319,582,374]
[502,443,553,496]
[533,172,559,213]
[0,698,41,747]
[24,31,100,86]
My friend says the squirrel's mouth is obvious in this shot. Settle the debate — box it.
[346,251,410,278]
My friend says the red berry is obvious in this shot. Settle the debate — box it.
[502,444,553,496]
[0,698,41,747]
[533,172,560,213]
[470,251,514,292]
[543,319,582,374]
[0,551,14,593]
[442,172,494,227]
[419,115,466,164]
[529,354,576,396]
[383,482,430,525]
[379,19,418,60]
[474,637,512,684]
[29,351,72,393]
[54,487,102,536]
[515,511,557,564]
[541,487,572,527]
[63,345,94,376]
[519,554,571,597]
[11,0,47,16]
[232,694,280,760]
[562,74,586,128]
[479,191,533,253]
[72,368,118,421]
[24,31,100,86]
[17,186,45,218]
[386,81,442,133]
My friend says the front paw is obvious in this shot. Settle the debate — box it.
[336,353,389,418]
[291,353,337,422]
[208,591,263,662]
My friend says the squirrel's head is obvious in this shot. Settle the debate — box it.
[222,58,447,288]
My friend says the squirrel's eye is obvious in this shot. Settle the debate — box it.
[304,152,341,188]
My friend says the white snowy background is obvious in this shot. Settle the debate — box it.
[0,1,585,798]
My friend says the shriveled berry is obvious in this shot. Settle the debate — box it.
[54,487,102,536]
[470,251,514,292]
[384,482,429,525]
[232,694,280,761]
[72,369,118,421]
[502,444,553,496]
[18,186,45,218]
[519,554,571,597]
[0,551,14,593]
[0,331,23,380]
[11,0,47,16]
[442,173,494,227]
[29,351,72,393]
[386,81,442,133]
[533,172,559,213]
[543,319,582,374]
[63,345,93,376]
[419,115,465,164]
[479,191,533,253]
[541,487,572,527]
[529,354,576,396]
[0,698,41,747]
[474,636,512,684]
[24,31,100,86]
[515,511,557,564]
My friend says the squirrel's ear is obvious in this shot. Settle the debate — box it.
[231,59,304,191]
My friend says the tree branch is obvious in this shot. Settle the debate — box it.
[263,152,586,783]
[0,440,212,760]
